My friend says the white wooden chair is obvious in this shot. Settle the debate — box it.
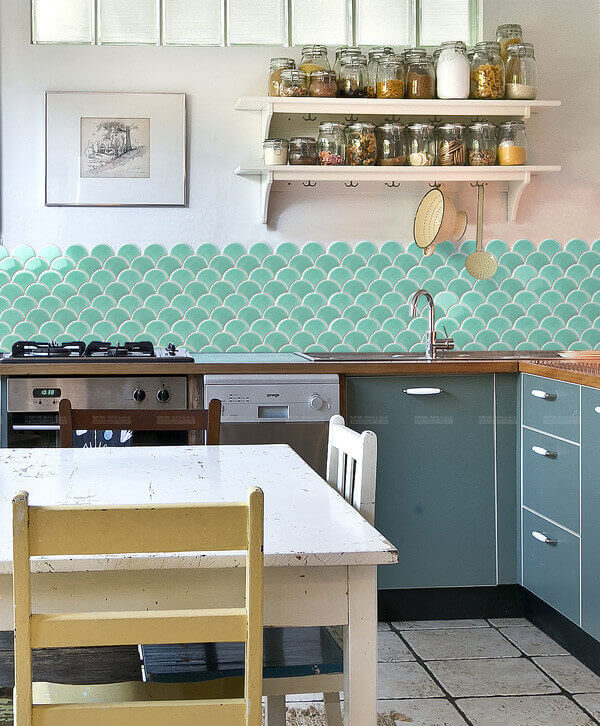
[12,488,264,726]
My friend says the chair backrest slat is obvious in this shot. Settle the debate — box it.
[326,414,377,525]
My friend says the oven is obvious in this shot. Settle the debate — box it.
[5,376,188,448]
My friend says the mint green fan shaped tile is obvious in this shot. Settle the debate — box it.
[330,317,354,338]
[395,330,420,349]
[552,250,577,272]
[0,297,11,318]
[380,266,404,287]
[568,340,592,351]
[451,330,474,348]
[103,256,128,277]
[13,321,38,339]
[365,253,391,274]
[433,240,455,259]
[513,239,536,258]
[236,254,261,275]
[158,333,184,348]
[566,290,590,309]
[37,272,63,292]
[221,293,246,314]
[103,308,128,329]
[130,256,155,277]
[39,321,63,339]
[158,306,184,326]
[446,303,471,325]
[431,265,457,287]
[275,317,300,337]
[0,258,22,277]
[142,243,168,264]
[169,269,194,289]
[184,306,208,326]
[261,331,288,350]
[23,257,49,276]
[142,294,168,315]
[246,242,271,261]
[354,291,378,312]
[79,331,98,344]
[296,242,322,262]
[328,291,353,313]
[143,268,168,289]
[354,241,378,261]
[552,277,577,298]
[259,254,285,276]
[460,290,486,312]
[473,303,499,322]
[496,278,522,296]
[524,251,550,272]
[287,330,313,349]
[444,252,467,273]
[342,280,367,299]
[486,239,510,258]
[563,263,588,286]
[492,266,510,285]
[236,305,261,327]
[144,320,169,340]
[539,239,562,257]
[299,292,325,314]
[247,292,274,314]
[579,251,600,271]
[487,315,511,335]
[184,281,209,300]
[223,268,248,289]
[526,277,550,297]
[338,253,364,275]
[447,278,472,298]
[197,293,221,313]
[183,332,210,350]
[300,267,325,289]
[369,304,393,325]
[104,282,128,303]
[250,319,276,337]
[65,294,89,316]
[393,252,419,274]
[249,268,274,288]
[381,318,407,338]
[475,329,499,346]
[130,281,155,301]
[77,256,103,277]
[314,304,340,326]
[514,315,538,336]
[38,244,61,263]
[539,289,564,308]
[380,292,405,312]
[404,266,430,288]
[90,244,114,264]
[234,331,261,350]
[342,331,367,349]
[367,280,392,301]
[393,304,412,323]
[581,302,600,322]
[540,315,564,336]
[378,241,402,261]
[26,308,51,326]
[553,302,578,323]
[499,302,526,323]
[224,319,250,338]
[210,331,238,351]
[262,280,287,301]
[487,341,511,351]
[420,253,445,273]
[79,307,103,328]
[354,268,378,289]
[170,243,194,262]
[65,320,92,339]
[11,244,35,264]
[208,306,233,328]
[182,255,207,275]
[342,304,368,325]
[12,271,37,291]
[63,269,89,290]
[117,244,141,263]
[171,320,196,340]
[513,290,537,310]
[461,316,486,336]
[327,241,351,262]
[315,279,340,299]
[275,292,302,315]
[458,239,476,256]
[52,308,76,327]
[462,341,486,351]
[497,252,523,272]
[565,238,588,258]
[90,269,117,289]
[236,280,261,300]
[500,329,525,347]
[357,342,381,353]
[356,318,380,338]
[272,243,298,264]
[250,344,277,353]
[273,267,298,289]
[394,278,419,300]
[38,295,64,316]
[367,330,393,350]
[408,317,430,336]
[433,290,458,310]
[513,339,538,351]
[208,254,234,275]
[553,328,578,348]
[51,283,77,304]
[90,294,116,316]
[582,328,600,347]
[328,343,352,353]
[208,280,235,301]
[512,264,537,285]
[567,315,590,335]
[1,283,25,304]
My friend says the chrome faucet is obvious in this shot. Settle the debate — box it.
[409,289,454,359]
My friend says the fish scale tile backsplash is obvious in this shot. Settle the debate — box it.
[0,238,599,353]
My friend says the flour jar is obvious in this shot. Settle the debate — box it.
[263,139,289,165]
[436,41,470,99]
[505,43,537,99]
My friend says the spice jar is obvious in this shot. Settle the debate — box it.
[470,42,505,99]
[436,123,466,166]
[280,69,308,97]
[333,47,361,76]
[376,55,405,98]
[406,55,436,99]
[263,139,289,165]
[309,70,338,97]
[346,122,377,166]
[505,43,537,99]
[289,137,318,165]
[496,23,523,62]
[317,122,345,165]
[467,122,497,166]
[406,123,436,166]
[339,57,368,98]
[497,121,527,165]
[269,58,296,97]
[367,47,393,97]
[436,41,470,99]
[299,45,330,74]
[376,123,406,166]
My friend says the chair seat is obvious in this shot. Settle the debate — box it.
[140,626,343,683]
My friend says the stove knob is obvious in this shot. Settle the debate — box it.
[156,388,170,404]
[309,394,325,410]
[133,389,146,403]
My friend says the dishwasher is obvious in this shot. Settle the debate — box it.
[203,375,340,477]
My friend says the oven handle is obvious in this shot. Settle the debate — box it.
[11,425,60,431]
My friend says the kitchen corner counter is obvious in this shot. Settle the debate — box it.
[520,360,600,389]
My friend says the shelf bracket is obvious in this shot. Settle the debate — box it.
[260,170,274,224]
[261,102,275,140]
[507,172,531,222]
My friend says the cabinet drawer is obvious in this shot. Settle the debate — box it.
[581,386,600,640]
[522,428,580,533]
[523,509,580,625]
[522,374,580,442]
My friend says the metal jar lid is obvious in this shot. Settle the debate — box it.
[263,138,289,148]
[347,122,375,132]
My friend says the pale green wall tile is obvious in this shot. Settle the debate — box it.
[91,244,114,263]
[274,242,298,262]
[513,239,536,257]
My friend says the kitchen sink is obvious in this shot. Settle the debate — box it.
[296,351,565,363]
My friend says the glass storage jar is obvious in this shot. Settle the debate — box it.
[289,137,318,165]
[406,55,436,99]
[497,121,527,165]
[317,122,345,165]
[467,122,497,165]
[334,47,361,76]
[436,123,466,166]
[432,47,442,70]
[346,122,377,165]
[339,57,368,98]
[376,123,406,166]
[280,69,308,96]
[299,45,330,74]
[367,47,393,97]
[263,139,289,165]
[496,23,523,62]
[470,42,505,99]
[505,43,537,99]
[269,58,296,97]
[436,41,470,99]
[309,70,338,97]
[406,123,436,166]
[376,55,405,98]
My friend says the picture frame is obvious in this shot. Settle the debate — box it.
[45,92,186,207]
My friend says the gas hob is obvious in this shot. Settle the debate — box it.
[2,340,194,363]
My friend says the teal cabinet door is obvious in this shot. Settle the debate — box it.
[582,385,600,639]
[346,375,496,589]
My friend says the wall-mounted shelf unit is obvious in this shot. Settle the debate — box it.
[235,165,561,224]
[236,97,562,139]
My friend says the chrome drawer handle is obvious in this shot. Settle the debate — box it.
[531,389,557,401]
[532,531,558,546]
[403,388,443,396]
[12,424,60,431]
[531,445,557,459]
[595,406,600,414]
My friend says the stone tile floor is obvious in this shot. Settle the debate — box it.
[1,618,600,724]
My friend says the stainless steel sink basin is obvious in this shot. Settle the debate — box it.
[295,351,564,363]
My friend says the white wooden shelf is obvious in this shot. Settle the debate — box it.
[235,164,561,224]
[236,97,561,138]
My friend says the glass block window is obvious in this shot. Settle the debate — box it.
[291,0,351,47]
[98,0,159,45]
[227,0,286,45]
[163,0,223,45]
[356,0,414,47]
[419,0,476,46]
[32,0,94,44]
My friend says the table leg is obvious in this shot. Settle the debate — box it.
[343,565,377,726]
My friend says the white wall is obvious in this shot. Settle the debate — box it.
[0,0,598,250]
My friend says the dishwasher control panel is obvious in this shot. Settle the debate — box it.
[203,375,339,422]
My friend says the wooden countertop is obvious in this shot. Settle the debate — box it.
[520,360,600,389]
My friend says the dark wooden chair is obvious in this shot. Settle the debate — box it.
[58,398,221,448]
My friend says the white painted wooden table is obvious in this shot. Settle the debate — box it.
[0,445,397,725]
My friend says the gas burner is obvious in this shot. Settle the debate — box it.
[11,341,86,358]
[84,341,156,358]
[4,340,194,363]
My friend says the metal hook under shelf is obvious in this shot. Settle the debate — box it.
[302,113,317,121]
[385,181,401,188]
[428,181,441,189]
[302,180,317,187]
[345,181,359,188]
[344,114,358,123]
[429,115,443,124]
[469,181,487,188]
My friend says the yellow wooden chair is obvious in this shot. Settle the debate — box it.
[12,488,264,726]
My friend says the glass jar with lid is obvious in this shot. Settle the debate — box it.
[376,55,405,98]
[470,42,505,99]
[436,123,466,166]
[263,139,289,165]
[339,57,368,98]
[376,123,406,166]
[367,47,393,97]
[497,121,527,165]
[334,47,361,76]
[346,122,377,165]
[505,43,537,99]
[496,23,523,62]
[432,47,442,70]
[436,41,470,99]
[289,137,318,165]
[299,45,330,74]
[280,69,308,96]
[317,122,345,165]
[406,55,436,99]
[269,58,295,97]
[467,122,497,165]
[406,123,436,166]
[309,70,338,97]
